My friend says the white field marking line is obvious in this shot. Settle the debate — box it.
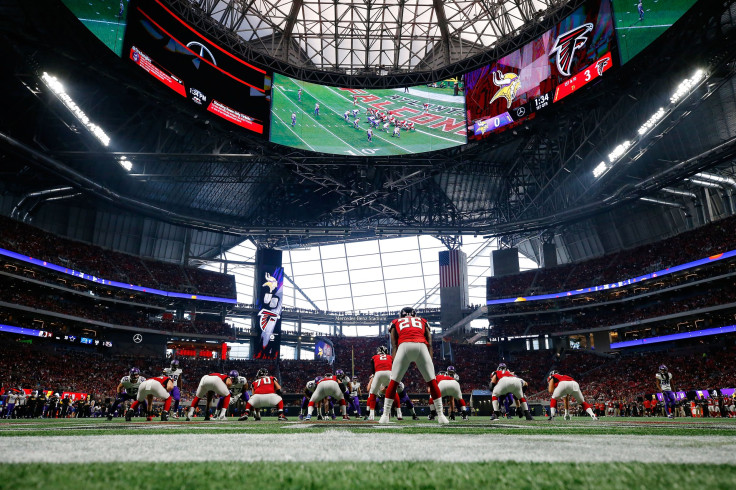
[274,85,361,154]
[616,24,673,29]
[6,433,736,464]
[321,86,415,153]
[78,18,125,26]
[272,110,317,152]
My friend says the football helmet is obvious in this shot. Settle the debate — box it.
[229,370,239,379]
[256,368,269,378]
[171,360,180,368]
[129,367,140,381]
[377,345,389,355]
[324,372,333,378]
[314,376,323,383]
[659,364,668,372]
[447,366,456,374]
[398,382,405,393]
[547,370,559,382]
[497,363,507,372]
[335,369,345,378]
[400,306,416,318]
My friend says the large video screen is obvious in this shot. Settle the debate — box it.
[612,0,698,64]
[270,74,467,156]
[124,0,271,137]
[465,0,616,140]
[61,0,130,56]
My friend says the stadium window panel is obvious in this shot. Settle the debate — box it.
[300,348,313,359]
[325,297,353,312]
[380,249,421,267]
[292,273,327,289]
[289,247,322,262]
[298,287,327,303]
[280,344,296,360]
[322,270,350,286]
[324,285,352,302]
[382,263,419,279]
[348,267,384,282]
[321,257,349,273]
[378,236,419,253]
[352,294,388,311]
[384,277,423,294]
[387,291,425,311]
[290,260,324,276]
[318,243,345,259]
[225,342,250,360]
[348,278,386,290]
[345,240,380,256]
[347,254,381,270]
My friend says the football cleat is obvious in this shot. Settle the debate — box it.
[278,414,289,421]
[547,415,554,421]
[437,413,450,425]
[125,409,133,422]
[161,412,169,422]
[490,413,500,421]
[238,414,249,421]
[564,414,572,421]
[591,415,598,421]
[342,415,350,421]
[146,416,153,422]
[461,412,468,421]
[254,413,261,421]
[304,414,311,421]
[378,414,390,424]
[449,413,456,421]
[204,415,211,421]
[412,414,419,420]
[427,412,436,420]
[524,411,534,421]
[667,414,674,419]
[106,414,113,421]
[518,411,524,419]
[218,412,227,421]
[317,414,323,420]
[298,414,304,420]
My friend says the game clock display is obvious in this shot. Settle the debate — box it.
[465,0,617,139]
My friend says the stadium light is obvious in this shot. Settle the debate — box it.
[637,108,665,135]
[607,141,631,163]
[41,72,111,147]
[118,156,133,172]
[592,161,608,178]
[669,69,705,104]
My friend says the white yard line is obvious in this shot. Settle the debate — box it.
[272,110,317,152]
[5,433,736,464]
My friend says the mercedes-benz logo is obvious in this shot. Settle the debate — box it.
[133,334,143,344]
[516,107,526,117]
[186,41,217,67]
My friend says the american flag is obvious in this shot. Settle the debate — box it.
[439,249,462,288]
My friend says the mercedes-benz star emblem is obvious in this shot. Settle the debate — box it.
[516,107,526,117]
[133,334,143,343]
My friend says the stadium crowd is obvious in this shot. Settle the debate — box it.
[0,216,236,298]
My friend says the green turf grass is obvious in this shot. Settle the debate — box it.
[2,461,735,489]
[61,0,129,56]
[270,74,466,156]
[611,0,698,64]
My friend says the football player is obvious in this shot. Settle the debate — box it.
[380,307,448,424]
[305,372,350,420]
[348,377,362,417]
[291,112,296,126]
[216,373,248,418]
[239,368,287,421]
[489,363,533,421]
[299,377,318,420]
[392,126,400,138]
[353,118,360,129]
[128,374,175,422]
[428,371,468,420]
[367,345,392,420]
[108,368,146,420]
[367,128,373,142]
[546,370,597,421]
[162,360,183,418]
[314,103,320,116]
[655,365,676,419]
[344,110,350,122]
[298,88,302,101]
[186,371,238,421]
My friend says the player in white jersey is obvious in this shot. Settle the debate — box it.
[299,379,318,420]
[216,375,248,418]
[655,365,676,419]
[348,378,362,417]
[108,368,146,420]
[162,360,183,417]
[344,110,350,122]
[392,126,400,138]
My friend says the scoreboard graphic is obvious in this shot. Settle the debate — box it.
[465,0,616,140]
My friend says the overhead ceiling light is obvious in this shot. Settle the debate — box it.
[670,69,705,104]
[608,141,631,163]
[637,108,665,135]
[592,161,608,178]
[118,156,132,172]
[41,72,111,147]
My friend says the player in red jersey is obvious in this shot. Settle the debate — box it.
[546,370,597,421]
[125,375,174,422]
[428,371,468,421]
[380,307,448,424]
[239,368,287,421]
[305,372,350,420]
[186,371,238,421]
[366,345,392,420]
[490,363,533,421]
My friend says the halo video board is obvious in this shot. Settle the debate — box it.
[123,0,271,136]
[465,0,617,140]
[61,0,131,56]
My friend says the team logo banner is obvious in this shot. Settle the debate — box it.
[253,267,284,359]
[465,0,616,140]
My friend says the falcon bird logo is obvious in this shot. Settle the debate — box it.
[551,23,594,77]
[489,71,521,108]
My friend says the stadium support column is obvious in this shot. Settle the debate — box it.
[296,316,302,360]
[439,250,468,337]
[490,248,520,358]
[541,243,557,268]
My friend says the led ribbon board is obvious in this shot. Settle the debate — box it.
[0,247,236,304]
[487,249,736,305]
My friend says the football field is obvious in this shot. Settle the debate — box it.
[2,417,735,489]
[612,0,698,64]
[61,0,129,57]
[270,74,467,156]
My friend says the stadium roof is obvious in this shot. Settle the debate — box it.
[197,0,556,75]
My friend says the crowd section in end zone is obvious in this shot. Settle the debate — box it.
[1,335,734,417]
[487,215,736,299]
[0,216,236,298]
[0,278,235,337]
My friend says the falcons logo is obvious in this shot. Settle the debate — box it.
[258,310,278,331]
[551,23,594,77]
[596,57,610,76]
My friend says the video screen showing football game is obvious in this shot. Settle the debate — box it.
[612,0,698,64]
[61,0,130,56]
[270,74,467,156]
[465,0,616,141]
[124,0,271,136]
